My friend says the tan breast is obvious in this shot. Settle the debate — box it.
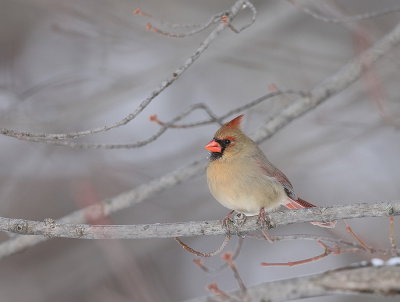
[207,157,286,215]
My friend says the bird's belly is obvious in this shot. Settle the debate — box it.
[216,195,272,215]
[208,171,286,215]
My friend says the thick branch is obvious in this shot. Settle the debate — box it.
[187,265,400,302]
[1,19,400,259]
[1,202,399,239]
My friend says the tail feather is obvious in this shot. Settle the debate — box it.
[284,198,336,228]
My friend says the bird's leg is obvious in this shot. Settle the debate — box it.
[257,207,273,229]
[222,210,235,229]
[257,207,266,226]
[256,208,275,242]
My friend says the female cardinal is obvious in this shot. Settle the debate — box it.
[205,114,336,228]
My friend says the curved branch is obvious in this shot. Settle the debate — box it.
[133,8,226,37]
[2,90,305,149]
[1,202,399,239]
[0,0,247,141]
[142,0,256,38]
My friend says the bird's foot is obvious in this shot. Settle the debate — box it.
[222,211,247,236]
[233,212,247,227]
[257,207,273,229]
[222,210,235,229]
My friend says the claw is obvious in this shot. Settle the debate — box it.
[257,207,266,226]
[222,210,235,229]
[257,207,273,229]
[222,211,248,236]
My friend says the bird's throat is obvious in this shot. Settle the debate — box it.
[209,152,223,161]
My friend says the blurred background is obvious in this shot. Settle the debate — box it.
[1,0,400,301]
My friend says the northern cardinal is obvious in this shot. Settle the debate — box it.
[205,115,336,228]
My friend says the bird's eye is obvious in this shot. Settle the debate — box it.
[223,139,231,145]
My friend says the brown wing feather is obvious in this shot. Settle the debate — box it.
[294,197,316,208]
[284,198,337,228]
[257,153,298,200]
[255,151,336,228]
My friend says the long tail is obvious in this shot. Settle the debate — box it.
[284,198,336,228]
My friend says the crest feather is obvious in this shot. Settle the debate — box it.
[224,114,244,129]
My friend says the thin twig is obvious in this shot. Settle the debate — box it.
[250,233,396,256]
[261,241,340,267]
[193,259,209,272]
[142,1,256,38]
[148,90,307,130]
[389,217,399,256]
[0,0,247,141]
[145,22,215,38]
[261,240,363,267]
[193,237,244,273]
[261,249,329,267]
[343,221,374,253]
[289,0,400,24]
[207,283,238,301]
[221,1,257,34]
[260,229,275,242]
[133,8,218,29]
[1,89,305,149]
[222,253,247,294]
[174,235,230,257]
[1,103,220,149]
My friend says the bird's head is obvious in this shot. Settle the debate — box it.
[205,115,253,161]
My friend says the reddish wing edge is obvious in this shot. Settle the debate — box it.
[284,198,337,228]
[264,162,336,228]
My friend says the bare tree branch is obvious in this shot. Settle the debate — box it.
[249,233,394,256]
[252,20,400,143]
[0,89,306,149]
[0,0,248,141]
[1,202,399,239]
[133,8,227,38]
[187,264,400,302]
[289,0,400,24]
[1,18,400,259]
[140,0,256,38]
[150,90,307,129]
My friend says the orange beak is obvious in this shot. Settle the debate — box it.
[204,140,222,153]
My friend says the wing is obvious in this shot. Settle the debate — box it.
[274,168,298,201]
[256,153,298,200]
[256,151,336,228]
